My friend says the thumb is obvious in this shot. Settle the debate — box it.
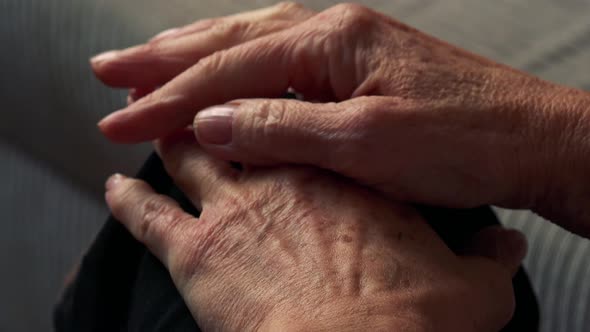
[193,96,390,169]
[462,226,528,276]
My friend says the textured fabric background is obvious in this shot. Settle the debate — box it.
[0,1,589,331]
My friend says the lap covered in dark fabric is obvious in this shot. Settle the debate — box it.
[54,153,539,332]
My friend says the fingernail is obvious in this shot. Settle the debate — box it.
[91,50,119,64]
[105,173,125,191]
[194,105,235,145]
[151,28,181,41]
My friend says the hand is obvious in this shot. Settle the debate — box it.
[92,2,590,236]
[105,130,525,332]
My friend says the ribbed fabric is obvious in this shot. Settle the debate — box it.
[1,1,589,331]
[497,209,590,332]
[0,142,106,332]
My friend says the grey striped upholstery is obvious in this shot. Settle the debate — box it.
[497,208,590,332]
[1,1,589,331]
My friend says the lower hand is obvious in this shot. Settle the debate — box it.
[105,131,526,332]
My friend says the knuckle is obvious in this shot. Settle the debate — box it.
[137,196,183,242]
[329,3,375,31]
[320,98,390,170]
[346,97,389,137]
[275,1,300,10]
[171,210,236,278]
[136,41,164,59]
[331,2,371,15]
[244,100,288,141]
[262,102,288,136]
[274,1,306,14]
[191,50,226,77]
[214,19,249,41]
[309,3,378,63]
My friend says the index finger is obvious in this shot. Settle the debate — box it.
[105,174,196,268]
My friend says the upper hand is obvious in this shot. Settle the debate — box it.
[105,130,525,332]
[92,2,590,235]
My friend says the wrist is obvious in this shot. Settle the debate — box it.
[510,76,590,234]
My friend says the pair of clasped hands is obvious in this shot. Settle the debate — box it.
[91,3,590,331]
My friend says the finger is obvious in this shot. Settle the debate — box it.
[105,173,195,268]
[96,4,372,143]
[462,226,527,276]
[191,97,400,175]
[155,129,238,208]
[97,33,293,142]
[149,18,217,43]
[95,2,362,144]
[128,87,157,105]
[193,98,354,167]
[91,2,314,88]
[150,2,313,43]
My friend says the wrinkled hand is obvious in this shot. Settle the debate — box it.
[105,131,525,332]
[92,2,590,236]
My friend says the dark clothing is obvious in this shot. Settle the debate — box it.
[54,153,539,331]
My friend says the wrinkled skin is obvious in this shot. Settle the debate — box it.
[93,4,536,330]
[105,131,525,332]
[93,2,590,237]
